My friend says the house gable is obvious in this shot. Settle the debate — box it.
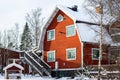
[43,10,82,69]
[3,63,24,71]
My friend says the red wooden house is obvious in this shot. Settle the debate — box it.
[39,5,113,77]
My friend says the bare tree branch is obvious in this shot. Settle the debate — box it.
[26,8,44,47]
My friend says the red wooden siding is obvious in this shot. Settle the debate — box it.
[7,66,21,71]
[44,10,82,69]
[0,48,19,67]
[83,43,108,66]
[0,48,29,74]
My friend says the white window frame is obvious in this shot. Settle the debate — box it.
[66,48,76,60]
[47,50,55,62]
[47,29,55,41]
[66,25,76,37]
[92,48,100,60]
[57,14,63,22]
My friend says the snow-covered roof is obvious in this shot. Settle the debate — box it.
[0,47,22,53]
[57,5,99,23]
[76,23,113,44]
[3,62,24,70]
[38,5,113,49]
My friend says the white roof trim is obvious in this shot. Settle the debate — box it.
[57,5,76,22]
[3,63,24,70]
[38,6,59,50]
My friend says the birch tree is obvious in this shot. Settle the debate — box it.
[26,8,44,48]
[10,23,20,49]
[84,0,120,79]
[84,0,120,26]
[0,32,3,47]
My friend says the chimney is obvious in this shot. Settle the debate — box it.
[71,5,78,12]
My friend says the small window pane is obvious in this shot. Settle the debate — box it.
[47,29,55,41]
[112,35,120,42]
[92,48,99,60]
[8,59,13,64]
[66,25,76,37]
[66,48,76,60]
[57,15,63,22]
[47,51,55,62]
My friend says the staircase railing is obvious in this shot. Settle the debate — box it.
[83,64,91,77]
[29,52,51,73]
[21,51,51,77]
[24,52,43,76]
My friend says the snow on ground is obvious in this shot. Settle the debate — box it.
[0,74,53,80]
[0,74,92,80]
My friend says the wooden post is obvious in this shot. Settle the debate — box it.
[5,70,8,79]
[55,61,59,78]
[20,70,22,79]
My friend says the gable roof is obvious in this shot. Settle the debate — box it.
[38,5,113,49]
[3,62,24,70]
[57,5,99,23]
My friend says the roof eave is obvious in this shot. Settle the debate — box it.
[38,6,59,50]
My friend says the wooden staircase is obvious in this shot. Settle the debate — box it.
[20,51,51,77]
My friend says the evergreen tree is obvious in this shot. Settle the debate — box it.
[20,22,33,51]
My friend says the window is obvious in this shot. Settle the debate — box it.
[109,48,120,61]
[111,28,120,42]
[8,59,13,64]
[92,48,100,60]
[57,14,63,22]
[66,48,76,60]
[66,25,76,37]
[112,35,120,42]
[47,29,55,41]
[47,51,55,62]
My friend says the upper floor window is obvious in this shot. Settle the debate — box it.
[47,51,55,62]
[66,25,76,37]
[47,29,55,41]
[66,48,76,60]
[109,48,120,61]
[57,14,63,22]
[92,48,100,60]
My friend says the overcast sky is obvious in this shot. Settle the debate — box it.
[0,0,84,31]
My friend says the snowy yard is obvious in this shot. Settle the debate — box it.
[0,74,119,80]
[0,74,91,80]
[0,74,52,80]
